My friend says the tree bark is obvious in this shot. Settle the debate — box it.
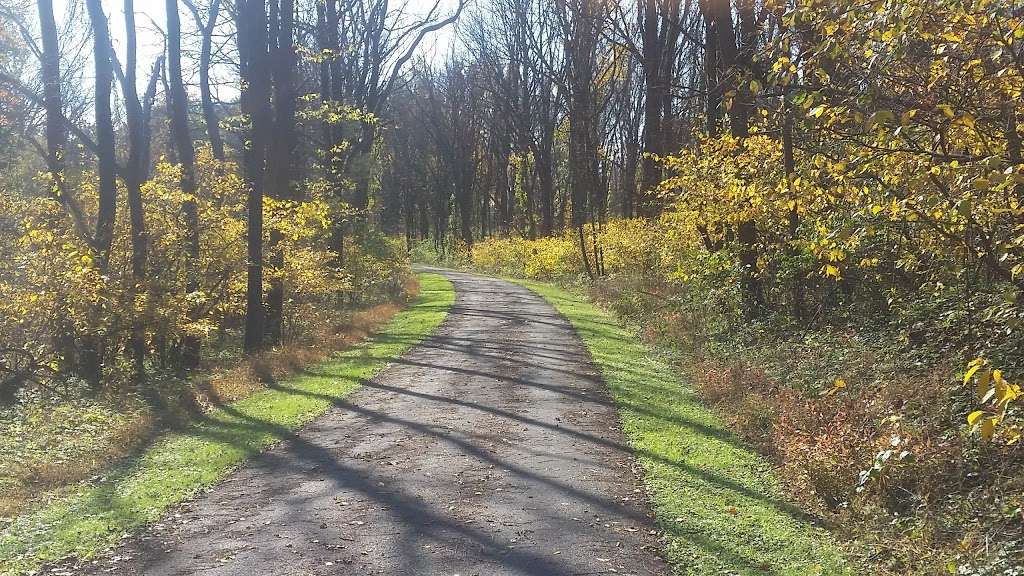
[121,0,151,382]
[637,0,679,217]
[37,0,92,241]
[167,0,201,367]
[82,0,119,388]
[183,0,224,159]
[706,0,763,316]
[84,0,117,271]
[562,0,601,277]
[238,0,273,354]
[265,0,297,345]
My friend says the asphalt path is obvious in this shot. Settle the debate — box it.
[70,268,666,576]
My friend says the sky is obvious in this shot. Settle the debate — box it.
[47,0,459,101]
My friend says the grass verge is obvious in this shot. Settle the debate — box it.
[0,272,454,576]
[516,278,854,576]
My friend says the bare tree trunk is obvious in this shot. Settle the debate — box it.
[84,0,117,271]
[563,0,602,278]
[701,0,722,135]
[166,0,201,368]
[536,138,555,236]
[183,0,224,159]
[238,0,272,354]
[265,0,296,345]
[638,0,679,217]
[623,146,639,218]
[141,58,164,176]
[351,123,376,235]
[83,0,118,389]
[37,0,88,376]
[121,0,151,382]
[37,0,92,241]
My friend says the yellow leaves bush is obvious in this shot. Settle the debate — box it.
[472,235,577,280]
[965,359,1021,445]
[471,219,686,283]
[0,150,404,396]
[661,134,786,233]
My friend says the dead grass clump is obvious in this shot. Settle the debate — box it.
[0,401,154,518]
[772,388,877,513]
[693,350,1024,574]
[191,302,403,412]
[695,360,780,456]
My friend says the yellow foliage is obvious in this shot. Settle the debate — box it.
[964,359,1021,445]
[470,219,686,283]
[0,149,402,391]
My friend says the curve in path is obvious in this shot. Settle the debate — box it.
[79,269,667,576]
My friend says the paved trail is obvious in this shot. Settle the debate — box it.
[78,269,666,576]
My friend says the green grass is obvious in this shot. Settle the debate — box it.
[0,272,454,576]
[516,279,853,576]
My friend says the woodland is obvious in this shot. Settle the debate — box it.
[0,0,1022,574]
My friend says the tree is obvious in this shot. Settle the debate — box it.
[82,0,119,386]
[327,0,466,222]
[700,0,764,316]
[636,0,681,217]
[36,0,89,240]
[237,0,272,353]
[118,0,160,381]
[182,0,225,160]
[264,0,297,345]
[166,0,201,366]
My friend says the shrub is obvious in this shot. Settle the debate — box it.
[0,151,411,403]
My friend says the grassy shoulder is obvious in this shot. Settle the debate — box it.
[516,278,853,576]
[0,299,408,520]
[0,272,454,576]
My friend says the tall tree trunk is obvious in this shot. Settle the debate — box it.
[83,0,118,388]
[167,0,201,368]
[37,0,87,375]
[84,0,117,271]
[563,0,601,278]
[536,140,555,236]
[37,0,91,240]
[637,0,679,217]
[184,0,224,159]
[122,0,150,382]
[141,58,163,177]
[265,0,296,345]
[701,0,722,135]
[707,0,762,316]
[351,123,376,235]
[238,0,272,353]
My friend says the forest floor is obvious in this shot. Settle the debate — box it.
[10,268,849,575]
